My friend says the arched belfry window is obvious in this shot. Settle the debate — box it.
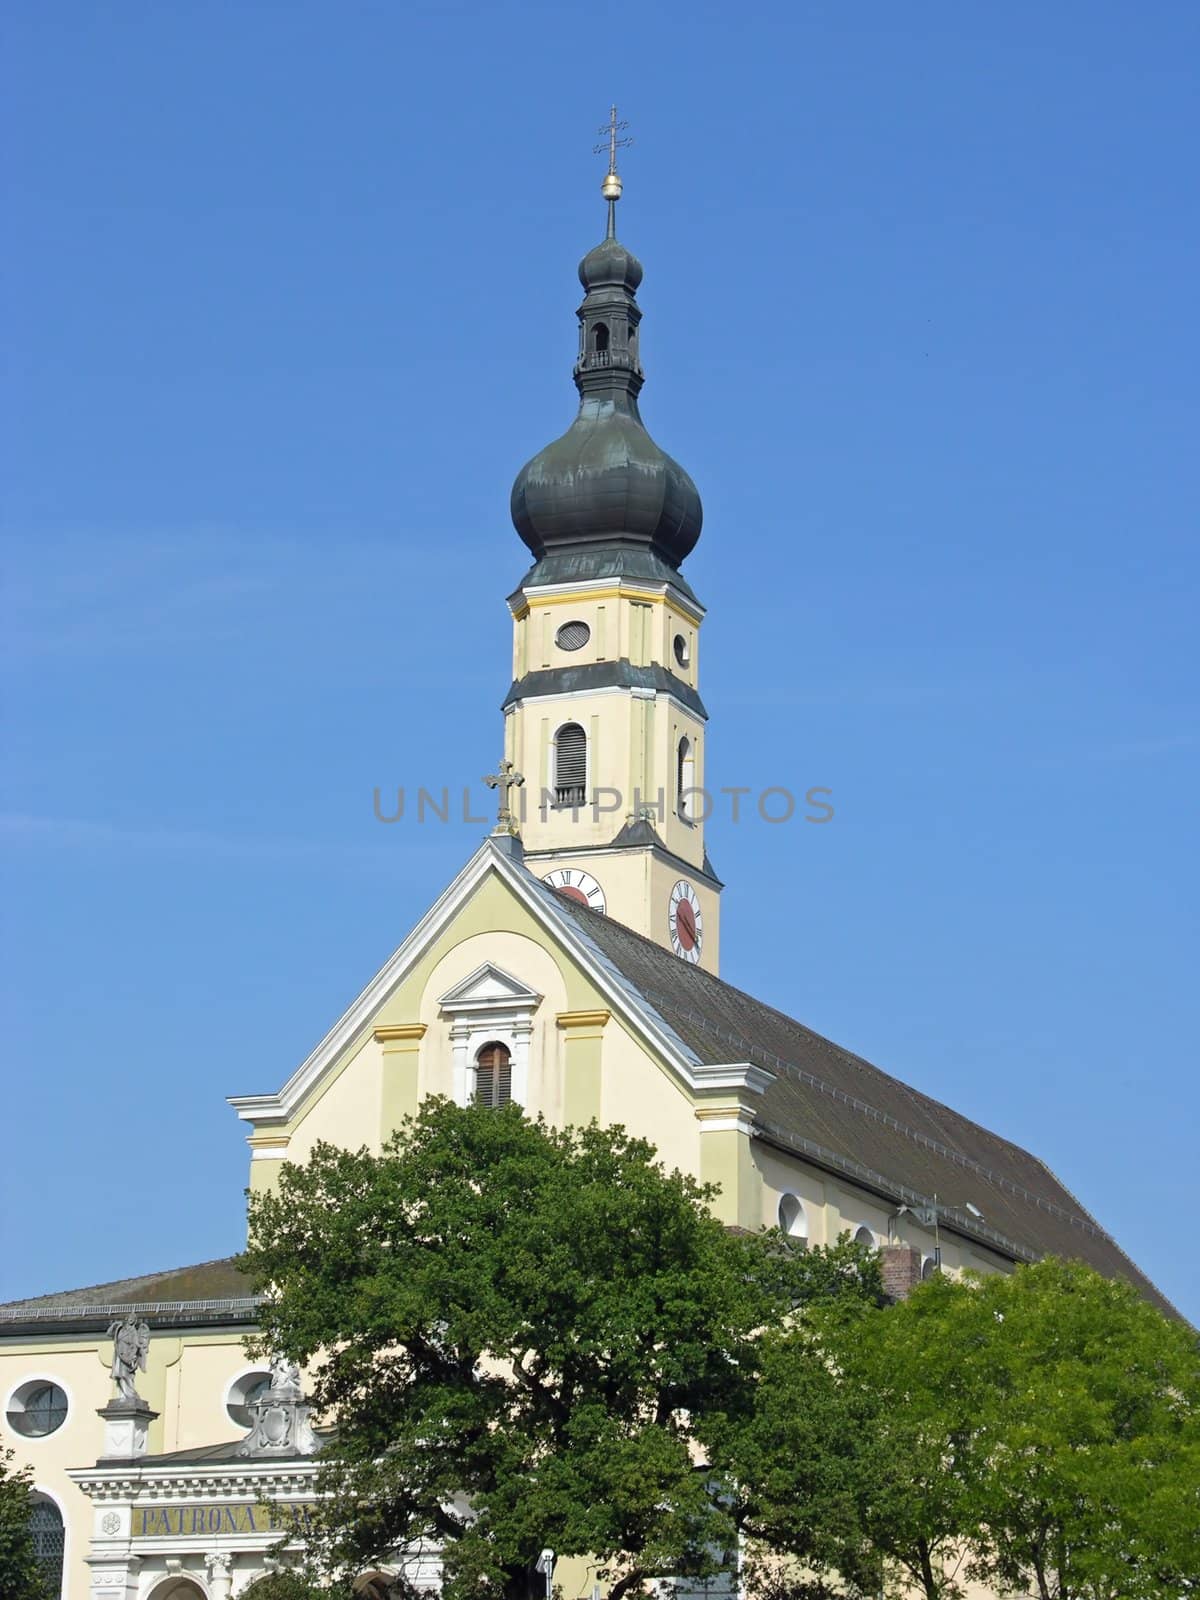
[30,1496,65,1599]
[554,723,587,808]
[592,321,609,353]
[677,736,696,821]
[474,1041,512,1109]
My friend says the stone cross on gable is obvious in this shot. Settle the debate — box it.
[484,759,525,836]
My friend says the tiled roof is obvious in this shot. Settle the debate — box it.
[551,893,1177,1318]
[0,1257,259,1331]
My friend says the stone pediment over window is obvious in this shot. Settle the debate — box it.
[437,963,544,1016]
[438,964,544,1107]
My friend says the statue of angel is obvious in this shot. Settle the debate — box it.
[269,1353,302,1399]
[107,1316,150,1401]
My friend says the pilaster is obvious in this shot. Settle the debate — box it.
[556,1009,611,1126]
[375,1023,427,1138]
[692,1064,774,1228]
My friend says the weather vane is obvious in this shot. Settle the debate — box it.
[594,105,632,235]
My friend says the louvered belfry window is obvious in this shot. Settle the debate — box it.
[474,1041,513,1108]
[554,723,587,807]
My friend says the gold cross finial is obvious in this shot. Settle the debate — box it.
[593,106,632,233]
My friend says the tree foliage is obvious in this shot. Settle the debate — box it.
[952,1259,1200,1600]
[243,1100,879,1600]
[0,1447,48,1600]
[717,1258,1200,1600]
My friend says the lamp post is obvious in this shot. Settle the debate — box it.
[535,1548,555,1600]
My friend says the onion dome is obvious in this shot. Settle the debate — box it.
[510,166,702,570]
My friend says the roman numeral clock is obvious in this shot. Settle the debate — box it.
[668,879,704,963]
[541,868,606,914]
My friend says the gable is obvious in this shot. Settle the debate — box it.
[228,843,723,1182]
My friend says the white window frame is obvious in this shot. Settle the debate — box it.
[438,964,543,1109]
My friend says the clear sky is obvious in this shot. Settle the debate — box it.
[3,3,1197,1322]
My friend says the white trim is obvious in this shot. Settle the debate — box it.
[4,1373,74,1444]
[691,1063,774,1096]
[220,1366,272,1428]
[777,1192,808,1240]
[511,577,706,624]
[514,682,707,723]
[695,1112,757,1136]
[228,840,768,1130]
[439,963,542,1107]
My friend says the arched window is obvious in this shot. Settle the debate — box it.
[853,1225,876,1249]
[554,723,587,808]
[778,1193,808,1245]
[29,1496,65,1599]
[474,1041,512,1109]
[592,321,609,353]
[922,1256,938,1281]
[677,737,696,821]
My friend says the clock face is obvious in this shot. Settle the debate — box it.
[542,868,606,915]
[668,879,703,963]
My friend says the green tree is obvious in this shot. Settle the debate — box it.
[0,1447,49,1600]
[242,1100,862,1600]
[718,1257,1200,1600]
[709,1262,978,1600]
[955,1258,1200,1600]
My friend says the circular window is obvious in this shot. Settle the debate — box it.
[225,1370,272,1430]
[673,633,690,667]
[6,1380,68,1438]
[778,1193,808,1244]
[555,620,590,652]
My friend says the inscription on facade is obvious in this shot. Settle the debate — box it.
[131,1503,316,1538]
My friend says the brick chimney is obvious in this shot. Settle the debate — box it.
[881,1244,924,1301]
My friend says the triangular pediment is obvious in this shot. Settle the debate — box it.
[437,963,543,1013]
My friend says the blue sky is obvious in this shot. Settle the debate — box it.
[3,3,1197,1321]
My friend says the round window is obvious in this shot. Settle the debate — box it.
[555,620,590,652]
[226,1370,272,1429]
[6,1380,68,1438]
[778,1193,808,1243]
[673,633,690,667]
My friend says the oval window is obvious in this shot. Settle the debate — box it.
[673,633,690,667]
[555,620,590,652]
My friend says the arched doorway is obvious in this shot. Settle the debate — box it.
[147,1579,208,1600]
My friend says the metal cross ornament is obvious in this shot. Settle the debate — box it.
[594,105,632,175]
[484,758,525,835]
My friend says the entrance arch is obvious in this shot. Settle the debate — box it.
[147,1579,208,1600]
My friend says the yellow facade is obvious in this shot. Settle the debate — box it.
[0,840,1056,1600]
[504,574,721,971]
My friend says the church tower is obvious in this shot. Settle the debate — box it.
[505,116,722,972]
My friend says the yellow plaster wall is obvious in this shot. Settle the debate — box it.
[1,1327,259,1600]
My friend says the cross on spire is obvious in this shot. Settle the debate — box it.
[594,105,632,176]
[483,758,525,836]
[593,105,632,238]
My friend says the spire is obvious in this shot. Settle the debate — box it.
[594,105,632,240]
[508,111,702,574]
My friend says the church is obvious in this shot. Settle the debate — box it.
[0,131,1173,1600]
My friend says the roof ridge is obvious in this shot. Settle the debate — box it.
[0,1255,247,1312]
